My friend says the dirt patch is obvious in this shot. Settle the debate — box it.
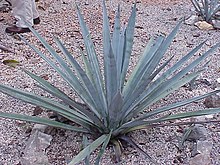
[0,0,220,164]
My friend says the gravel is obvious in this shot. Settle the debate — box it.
[0,0,220,164]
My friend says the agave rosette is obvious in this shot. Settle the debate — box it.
[0,2,220,164]
[191,0,220,23]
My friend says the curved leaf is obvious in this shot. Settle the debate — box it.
[0,112,88,133]
[124,42,220,120]
[120,3,136,87]
[54,37,106,118]
[0,84,94,129]
[76,5,107,118]
[161,108,220,121]
[68,134,108,165]
[23,69,104,128]
[95,130,112,165]
[124,70,203,121]
[19,34,100,119]
[123,36,164,100]
[103,1,118,106]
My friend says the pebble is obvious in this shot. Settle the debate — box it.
[185,15,199,25]
[194,21,214,30]
[33,106,44,116]
[204,94,220,108]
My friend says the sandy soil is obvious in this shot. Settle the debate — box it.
[0,0,220,164]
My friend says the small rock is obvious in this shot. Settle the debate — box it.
[192,33,200,37]
[156,150,163,157]
[135,25,144,29]
[33,106,43,116]
[186,124,207,142]
[204,94,220,108]
[40,74,50,80]
[204,114,214,119]
[25,126,33,134]
[32,124,55,135]
[185,15,199,25]
[15,120,26,126]
[48,111,69,123]
[32,124,48,133]
[197,140,213,153]
[195,21,214,30]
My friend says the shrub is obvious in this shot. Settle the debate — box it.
[0,2,220,164]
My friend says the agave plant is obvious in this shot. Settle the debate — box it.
[191,0,220,23]
[0,2,220,164]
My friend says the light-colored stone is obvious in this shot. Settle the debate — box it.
[189,140,213,165]
[197,140,213,153]
[32,124,48,132]
[185,15,199,25]
[195,21,214,30]
[21,131,52,165]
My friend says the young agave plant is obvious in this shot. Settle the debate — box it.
[0,2,220,164]
[191,0,220,23]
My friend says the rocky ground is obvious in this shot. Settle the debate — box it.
[0,0,220,165]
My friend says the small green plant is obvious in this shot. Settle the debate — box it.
[0,2,220,164]
[191,0,220,23]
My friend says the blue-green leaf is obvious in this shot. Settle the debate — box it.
[123,36,164,100]
[19,34,100,119]
[23,69,104,128]
[125,70,204,120]
[0,84,94,129]
[68,134,108,165]
[103,1,118,106]
[0,112,88,133]
[76,4,108,118]
[120,3,136,87]
[161,108,220,121]
[108,90,123,128]
[54,37,106,118]
[94,130,112,165]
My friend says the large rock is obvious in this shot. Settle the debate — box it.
[189,140,213,165]
[187,125,213,165]
[21,130,52,165]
